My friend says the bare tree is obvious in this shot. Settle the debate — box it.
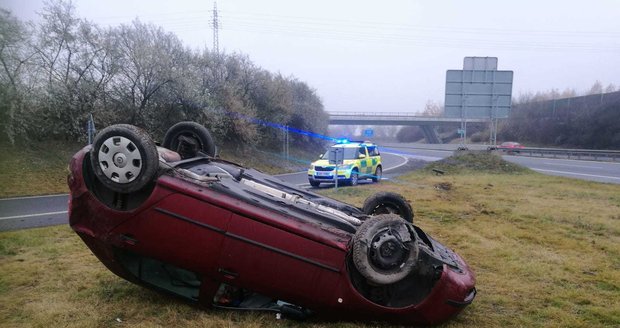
[0,1,330,150]
[110,19,184,127]
[587,80,603,95]
[421,100,443,116]
[0,9,35,142]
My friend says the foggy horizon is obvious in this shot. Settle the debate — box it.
[4,0,619,113]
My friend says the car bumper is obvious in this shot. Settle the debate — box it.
[308,169,352,180]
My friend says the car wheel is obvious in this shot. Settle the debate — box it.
[90,124,159,194]
[309,179,320,187]
[362,192,414,223]
[163,121,216,159]
[372,166,382,183]
[352,214,418,285]
[348,169,359,186]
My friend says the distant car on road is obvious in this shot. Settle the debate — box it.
[497,142,525,154]
[308,141,382,187]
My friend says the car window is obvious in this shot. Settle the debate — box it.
[324,147,360,160]
[367,146,380,156]
[358,147,367,157]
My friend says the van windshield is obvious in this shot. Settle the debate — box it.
[322,147,362,160]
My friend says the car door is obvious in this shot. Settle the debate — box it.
[357,146,369,176]
[111,192,232,277]
[367,146,380,172]
[216,212,345,307]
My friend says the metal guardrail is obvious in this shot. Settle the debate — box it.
[492,147,620,162]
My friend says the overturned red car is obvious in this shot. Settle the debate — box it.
[67,122,475,325]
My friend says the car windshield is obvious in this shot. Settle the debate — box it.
[322,147,362,160]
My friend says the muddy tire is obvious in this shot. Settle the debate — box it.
[309,179,320,187]
[163,121,216,159]
[352,214,418,285]
[90,124,159,194]
[362,192,414,223]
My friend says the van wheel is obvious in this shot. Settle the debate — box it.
[348,170,359,186]
[372,166,382,183]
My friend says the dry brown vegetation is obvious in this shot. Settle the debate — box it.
[1,157,619,327]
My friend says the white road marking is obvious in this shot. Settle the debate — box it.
[542,162,604,169]
[532,169,620,181]
[275,171,306,177]
[0,210,68,221]
[521,155,620,166]
[383,153,409,172]
[0,194,68,201]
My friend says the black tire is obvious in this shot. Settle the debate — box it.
[362,192,414,223]
[352,214,418,285]
[163,121,216,159]
[309,179,320,187]
[372,166,382,183]
[348,169,359,186]
[90,124,159,194]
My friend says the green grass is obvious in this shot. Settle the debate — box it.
[1,153,619,327]
[0,141,314,198]
[0,141,83,198]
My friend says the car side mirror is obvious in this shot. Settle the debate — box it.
[359,154,366,159]
[319,154,324,159]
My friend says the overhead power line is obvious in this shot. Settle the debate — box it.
[90,9,620,53]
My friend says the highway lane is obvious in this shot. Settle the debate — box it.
[0,153,409,231]
[0,194,69,231]
[382,143,620,184]
[504,157,620,184]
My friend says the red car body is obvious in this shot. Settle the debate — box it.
[498,142,525,153]
[68,144,475,325]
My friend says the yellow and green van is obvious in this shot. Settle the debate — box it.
[308,141,382,187]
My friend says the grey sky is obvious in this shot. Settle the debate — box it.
[4,0,620,113]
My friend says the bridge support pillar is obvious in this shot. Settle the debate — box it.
[421,126,442,144]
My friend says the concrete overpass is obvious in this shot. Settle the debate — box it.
[328,112,490,144]
[328,112,489,126]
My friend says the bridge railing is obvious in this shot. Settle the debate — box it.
[329,111,430,117]
[328,112,489,123]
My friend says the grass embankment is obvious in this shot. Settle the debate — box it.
[0,141,82,198]
[217,142,313,176]
[1,153,619,327]
[0,141,313,198]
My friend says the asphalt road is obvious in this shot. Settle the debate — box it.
[2,148,619,231]
[382,143,620,184]
[0,194,69,231]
